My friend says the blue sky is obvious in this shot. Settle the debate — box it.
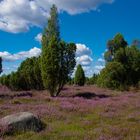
[0,0,140,76]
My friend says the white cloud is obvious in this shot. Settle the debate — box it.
[1,62,21,75]
[47,0,114,15]
[94,65,105,74]
[74,43,93,77]
[0,42,96,76]
[0,43,92,65]
[98,58,105,63]
[82,66,94,77]
[0,47,41,62]
[76,55,93,66]
[0,0,114,33]
[76,44,93,72]
[0,0,48,33]
[76,43,92,57]
[35,33,42,43]
[95,65,105,70]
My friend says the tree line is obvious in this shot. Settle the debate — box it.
[0,57,43,91]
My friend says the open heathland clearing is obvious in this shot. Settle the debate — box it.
[0,85,140,140]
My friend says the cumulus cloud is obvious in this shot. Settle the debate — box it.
[35,33,42,43]
[0,0,48,33]
[74,43,93,77]
[76,44,93,67]
[76,55,93,66]
[0,43,94,76]
[0,47,41,62]
[76,43,92,57]
[0,0,114,33]
[0,43,92,65]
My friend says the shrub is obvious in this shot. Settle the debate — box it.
[74,64,85,86]
[97,62,126,89]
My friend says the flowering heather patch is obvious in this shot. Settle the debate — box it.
[0,85,139,140]
[59,100,79,112]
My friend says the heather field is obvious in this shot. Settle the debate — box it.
[0,85,140,140]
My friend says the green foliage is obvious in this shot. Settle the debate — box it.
[74,64,85,86]
[104,51,112,62]
[46,5,60,42]
[97,62,126,89]
[41,5,76,96]
[114,46,140,86]
[17,57,43,90]
[41,36,60,96]
[9,72,20,90]
[0,57,43,91]
[105,33,127,62]
[86,74,98,85]
[0,74,10,87]
[0,57,2,74]
[67,77,75,85]
[124,46,140,85]
[98,34,140,90]
[58,41,76,88]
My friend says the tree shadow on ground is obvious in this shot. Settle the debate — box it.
[60,90,111,99]
[72,92,110,99]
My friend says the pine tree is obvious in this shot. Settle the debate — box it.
[75,64,85,86]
